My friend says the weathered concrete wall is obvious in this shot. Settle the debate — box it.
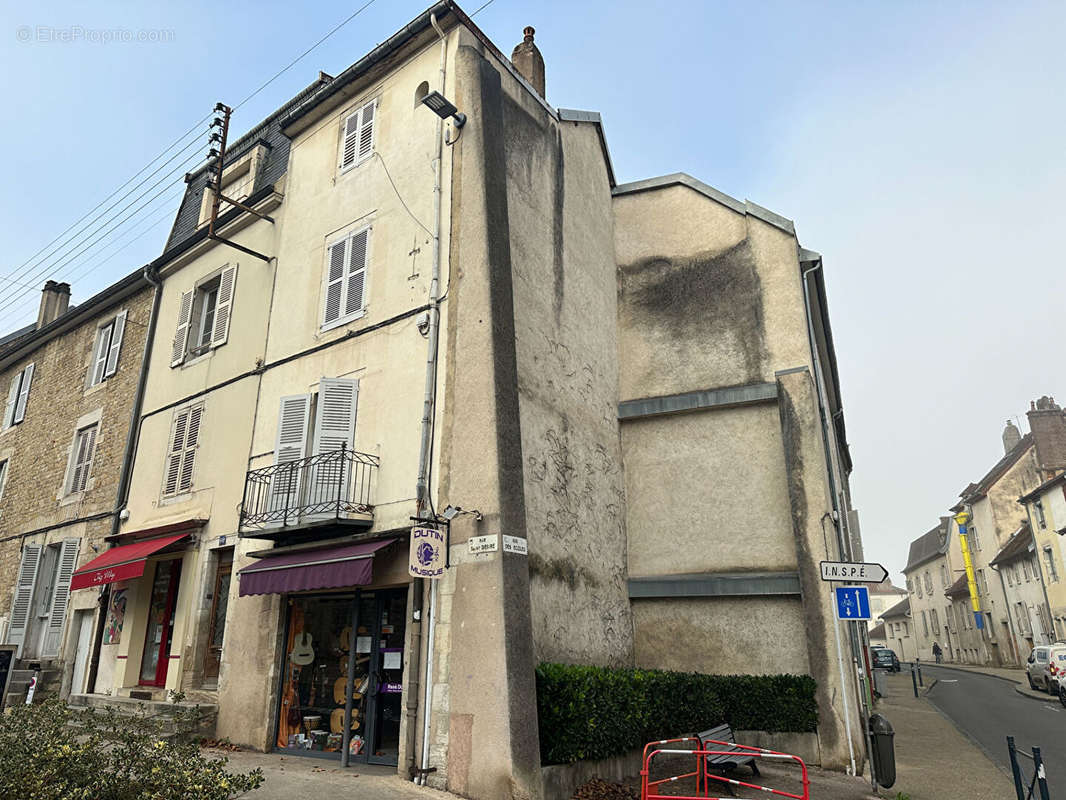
[633,595,808,675]
[624,405,796,576]
[1028,484,1066,637]
[499,69,631,667]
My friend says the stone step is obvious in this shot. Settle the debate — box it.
[68,694,218,738]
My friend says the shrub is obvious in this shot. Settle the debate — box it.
[535,663,817,765]
[0,697,263,799]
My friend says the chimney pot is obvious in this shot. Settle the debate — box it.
[1027,396,1066,475]
[512,25,545,97]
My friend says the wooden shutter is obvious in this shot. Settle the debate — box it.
[69,425,98,494]
[171,290,194,366]
[268,395,311,513]
[323,239,347,325]
[178,405,203,493]
[3,374,19,428]
[340,111,361,170]
[211,265,237,347]
[13,363,34,424]
[0,459,8,501]
[312,379,359,455]
[91,322,112,386]
[7,544,41,655]
[309,379,359,507]
[345,229,369,316]
[357,101,376,162]
[103,310,127,378]
[164,408,189,495]
[43,540,80,656]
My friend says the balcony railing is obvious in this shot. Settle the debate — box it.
[240,445,379,533]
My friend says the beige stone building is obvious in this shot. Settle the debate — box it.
[879,598,916,662]
[868,581,907,632]
[989,521,1051,657]
[2,2,871,796]
[0,274,156,701]
[901,518,956,661]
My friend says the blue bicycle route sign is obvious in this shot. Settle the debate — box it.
[834,585,871,621]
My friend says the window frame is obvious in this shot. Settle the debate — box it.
[337,98,378,174]
[162,403,204,498]
[171,266,236,367]
[1043,546,1059,582]
[87,309,127,388]
[320,224,372,332]
[63,421,99,497]
[4,363,35,428]
[0,457,9,502]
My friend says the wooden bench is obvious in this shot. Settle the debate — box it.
[697,724,760,778]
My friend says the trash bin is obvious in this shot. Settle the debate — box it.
[868,713,896,788]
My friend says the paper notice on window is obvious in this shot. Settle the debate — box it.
[383,651,402,670]
[356,636,372,654]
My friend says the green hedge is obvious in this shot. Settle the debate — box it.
[535,663,818,765]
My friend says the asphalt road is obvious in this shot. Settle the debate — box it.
[923,664,1065,790]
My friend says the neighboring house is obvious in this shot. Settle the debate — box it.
[868,581,907,632]
[946,410,1066,666]
[902,518,957,662]
[989,521,1052,656]
[944,574,986,663]
[0,275,155,700]
[868,621,888,649]
[1017,400,1066,639]
[880,597,916,662]
[0,2,868,795]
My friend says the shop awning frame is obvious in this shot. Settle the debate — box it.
[237,538,397,596]
[70,533,190,591]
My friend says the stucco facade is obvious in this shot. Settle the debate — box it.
[1020,472,1066,639]
[613,176,865,770]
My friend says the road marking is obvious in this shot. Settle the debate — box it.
[939,679,958,683]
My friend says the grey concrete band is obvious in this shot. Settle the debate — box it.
[618,382,778,420]
[628,571,802,598]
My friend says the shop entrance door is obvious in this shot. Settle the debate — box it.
[202,552,232,684]
[276,588,407,765]
[139,559,182,687]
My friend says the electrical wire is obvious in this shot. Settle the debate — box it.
[373,152,433,236]
[1,0,385,324]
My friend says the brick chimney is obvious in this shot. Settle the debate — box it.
[37,280,70,329]
[1002,419,1022,453]
[511,26,545,97]
[1027,396,1066,477]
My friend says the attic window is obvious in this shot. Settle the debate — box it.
[198,144,266,227]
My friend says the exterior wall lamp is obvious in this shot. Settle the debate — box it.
[419,90,467,128]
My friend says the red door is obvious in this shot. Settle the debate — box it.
[139,559,182,687]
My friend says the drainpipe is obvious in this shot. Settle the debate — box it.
[800,257,861,778]
[412,12,448,786]
[85,264,163,695]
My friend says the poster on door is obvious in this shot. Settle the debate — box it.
[105,586,127,645]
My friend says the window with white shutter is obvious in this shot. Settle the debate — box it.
[171,266,238,367]
[43,539,79,656]
[66,424,98,495]
[89,310,127,386]
[0,458,9,502]
[321,227,370,330]
[267,395,311,515]
[308,379,359,508]
[163,404,203,496]
[4,363,35,427]
[338,99,377,172]
[6,544,41,656]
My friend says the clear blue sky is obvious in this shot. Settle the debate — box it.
[1,0,1063,580]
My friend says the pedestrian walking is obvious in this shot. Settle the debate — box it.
[932,641,943,664]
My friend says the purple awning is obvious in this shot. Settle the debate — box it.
[238,539,397,596]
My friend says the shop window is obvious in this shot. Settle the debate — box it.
[278,589,406,764]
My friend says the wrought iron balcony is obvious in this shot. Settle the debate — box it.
[240,445,379,536]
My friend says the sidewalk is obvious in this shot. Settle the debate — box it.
[208,750,459,800]
[876,671,1014,800]
[913,660,1052,701]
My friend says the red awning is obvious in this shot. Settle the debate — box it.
[70,533,188,591]
[238,538,397,596]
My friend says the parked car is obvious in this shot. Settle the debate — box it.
[1025,645,1050,690]
[1026,643,1066,692]
[871,647,900,672]
[1055,670,1066,708]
